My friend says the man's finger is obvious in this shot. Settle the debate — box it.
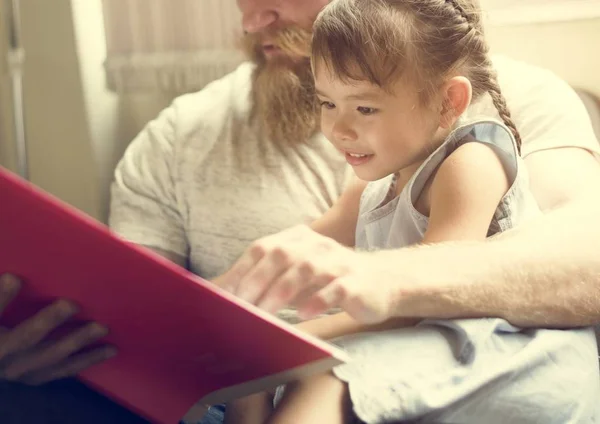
[219,252,261,294]
[22,345,117,386]
[236,253,291,304]
[298,279,348,321]
[2,322,109,380]
[0,300,77,359]
[256,263,322,314]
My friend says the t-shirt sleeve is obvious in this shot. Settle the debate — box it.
[108,104,188,258]
[497,59,600,158]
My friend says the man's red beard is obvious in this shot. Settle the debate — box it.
[241,27,320,144]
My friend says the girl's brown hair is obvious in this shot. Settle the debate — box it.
[311,0,522,152]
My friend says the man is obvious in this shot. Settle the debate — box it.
[0,0,599,422]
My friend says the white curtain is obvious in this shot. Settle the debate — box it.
[102,0,246,93]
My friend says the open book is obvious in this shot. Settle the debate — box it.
[0,167,348,423]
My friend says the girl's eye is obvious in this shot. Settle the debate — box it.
[319,101,336,110]
[357,106,378,115]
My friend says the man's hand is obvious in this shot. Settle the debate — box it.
[0,274,116,385]
[219,225,400,324]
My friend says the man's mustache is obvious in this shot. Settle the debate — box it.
[241,26,312,59]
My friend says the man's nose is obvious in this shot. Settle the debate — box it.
[240,1,279,33]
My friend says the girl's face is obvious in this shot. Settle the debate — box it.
[315,66,444,181]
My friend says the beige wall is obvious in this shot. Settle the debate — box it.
[0,2,17,171]
[0,0,132,221]
[486,18,600,96]
[0,0,177,222]
[23,0,102,218]
[0,0,102,219]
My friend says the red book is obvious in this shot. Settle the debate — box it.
[0,166,348,423]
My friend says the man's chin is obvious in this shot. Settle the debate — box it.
[251,59,319,145]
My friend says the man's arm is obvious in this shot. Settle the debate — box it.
[218,146,600,330]
[295,314,419,340]
[383,147,600,327]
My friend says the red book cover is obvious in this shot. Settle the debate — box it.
[0,167,348,423]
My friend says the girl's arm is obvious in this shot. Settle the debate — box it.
[309,177,368,247]
[295,313,419,340]
[420,141,509,244]
[297,141,510,340]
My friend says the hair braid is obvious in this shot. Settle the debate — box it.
[445,0,523,153]
[486,70,523,153]
[446,0,471,25]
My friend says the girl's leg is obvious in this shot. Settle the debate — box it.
[224,392,273,424]
[267,372,353,424]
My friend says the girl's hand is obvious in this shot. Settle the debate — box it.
[218,225,398,323]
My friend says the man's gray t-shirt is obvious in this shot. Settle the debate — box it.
[109,62,353,283]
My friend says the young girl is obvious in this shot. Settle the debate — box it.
[222,0,600,422]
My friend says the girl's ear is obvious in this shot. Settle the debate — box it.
[439,76,472,129]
